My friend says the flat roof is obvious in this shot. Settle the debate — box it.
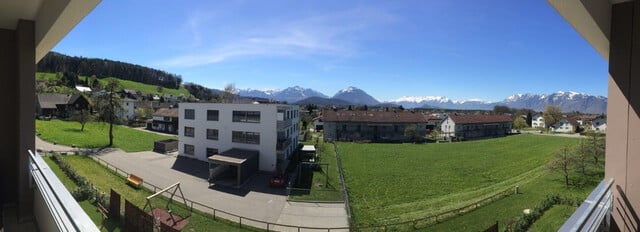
[301,145,316,152]
[208,148,259,165]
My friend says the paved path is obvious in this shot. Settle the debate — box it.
[94,150,349,231]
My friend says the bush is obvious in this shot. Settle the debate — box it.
[52,154,104,203]
[512,194,562,232]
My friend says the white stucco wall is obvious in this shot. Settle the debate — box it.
[178,103,299,172]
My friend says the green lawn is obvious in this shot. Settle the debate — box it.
[36,120,176,152]
[288,141,342,202]
[529,204,577,232]
[338,134,585,227]
[46,155,255,231]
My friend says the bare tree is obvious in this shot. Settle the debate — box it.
[573,139,589,175]
[586,131,605,164]
[95,79,123,147]
[548,145,574,186]
[223,83,237,103]
[71,109,92,131]
[543,105,563,130]
[404,124,419,142]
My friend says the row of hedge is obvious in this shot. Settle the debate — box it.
[51,154,106,205]
[511,194,582,232]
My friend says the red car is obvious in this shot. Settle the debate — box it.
[269,171,287,187]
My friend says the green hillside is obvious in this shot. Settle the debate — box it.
[36,72,191,97]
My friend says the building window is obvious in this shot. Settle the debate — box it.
[184,127,194,137]
[184,144,194,155]
[207,110,219,121]
[185,109,195,120]
[206,129,219,140]
[233,111,260,123]
[206,148,218,157]
[342,125,347,131]
[232,131,260,144]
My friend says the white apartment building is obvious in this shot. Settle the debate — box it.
[178,103,300,173]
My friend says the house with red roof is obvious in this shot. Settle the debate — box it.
[440,114,513,140]
[322,109,428,142]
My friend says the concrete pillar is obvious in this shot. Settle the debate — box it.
[16,19,35,221]
[607,2,640,231]
[0,28,18,210]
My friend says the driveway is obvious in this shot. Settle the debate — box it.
[94,150,349,231]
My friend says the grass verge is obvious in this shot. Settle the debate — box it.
[288,140,342,202]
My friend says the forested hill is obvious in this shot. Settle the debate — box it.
[37,52,182,89]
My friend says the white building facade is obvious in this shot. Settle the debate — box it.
[591,118,607,132]
[532,114,545,128]
[121,98,136,121]
[179,103,299,172]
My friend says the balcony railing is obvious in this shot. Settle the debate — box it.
[28,150,100,232]
[559,178,614,232]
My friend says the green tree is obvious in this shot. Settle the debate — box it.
[493,105,511,115]
[543,105,563,130]
[526,111,533,127]
[429,129,440,141]
[548,145,575,186]
[513,117,528,130]
[71,109,92,131]
[134,107,155,120]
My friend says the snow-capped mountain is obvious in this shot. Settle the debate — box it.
[332,86,380,106]
[237,86,328,103]
[500,91,607,114]
[388,91,607,114]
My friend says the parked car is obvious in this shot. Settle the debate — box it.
[269,171,287,188]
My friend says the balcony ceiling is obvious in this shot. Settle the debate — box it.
[0,0,101,62]
[547,0,632,62]
[0,0,42,30]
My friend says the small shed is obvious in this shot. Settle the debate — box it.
[301,145,317,162]
[208,148,259,187]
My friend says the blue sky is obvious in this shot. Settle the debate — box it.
[53,0,608,102]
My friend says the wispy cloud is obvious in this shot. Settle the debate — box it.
[158,6,396,67]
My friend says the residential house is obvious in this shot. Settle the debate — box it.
[121,98,137,121]
[425,115,443,132]
[36,93,91,118]
[179,103,299,179]
[440,114,512,140]
[322,109,428,142]
[150,107,179,134]
[550,117,580,133]
[531,114,545,128]
[313,116,324,131]
[591,117,607,132]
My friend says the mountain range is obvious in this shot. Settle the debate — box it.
[237,86,607,114]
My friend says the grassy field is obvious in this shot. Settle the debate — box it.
[529,204,577,232]
[98,77,191,96]
[338,134,585,227]
[45,155,253,231]
[36,120,175,152]
[36,72,191,97]
[288,140,342,202]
